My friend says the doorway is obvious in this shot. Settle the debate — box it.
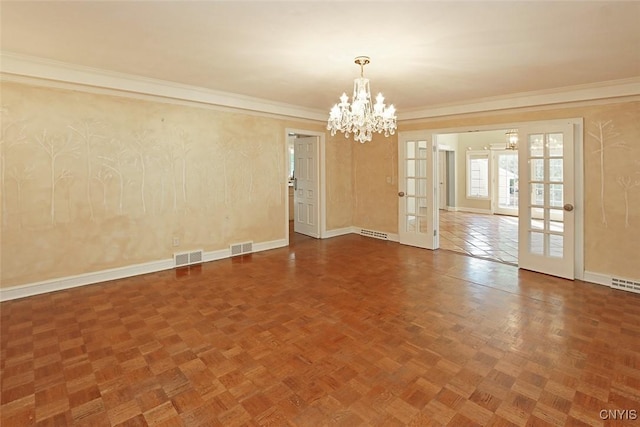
[285,129,326,244]
[398,119,584,280]
[436,129,520,265]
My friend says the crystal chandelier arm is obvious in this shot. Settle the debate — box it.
[327,56,396,143]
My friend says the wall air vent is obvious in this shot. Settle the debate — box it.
[611,277,640,294]
[174,250,204,267]
[230,241,253,257]
[360,229,389,240]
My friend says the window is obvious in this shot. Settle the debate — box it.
[467,151,490,199]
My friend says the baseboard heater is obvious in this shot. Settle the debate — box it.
[359,229,389,240]
[611,277,640,294]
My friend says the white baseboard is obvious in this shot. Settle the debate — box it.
[253,239,288,253]
[583,271,640,294]
[0,259,175,302]
[0,238,289,302]
[583,271,611,287]
[323,227,357,239]
[386,232,399,242]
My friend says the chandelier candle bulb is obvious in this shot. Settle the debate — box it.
[327,56,397,143]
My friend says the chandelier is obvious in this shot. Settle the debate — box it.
[505,129,518,150]
[327,56,396,143]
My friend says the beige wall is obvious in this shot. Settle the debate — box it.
[356,101,640,279]
[325,133,353,231]
[351,134,399,233]
[0,82,328,288]
[2,80,638,290]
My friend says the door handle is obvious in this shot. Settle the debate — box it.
[398,191,405,197]
[563,203,574,212]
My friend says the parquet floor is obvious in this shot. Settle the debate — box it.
[2,230,640,426]
[439,211,519,265]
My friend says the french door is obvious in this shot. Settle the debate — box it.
[493,151,519,216]
[398,131,436,249]
[293,136,319,238]
[518,121,575,279]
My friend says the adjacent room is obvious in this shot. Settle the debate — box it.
[1,1,639,426]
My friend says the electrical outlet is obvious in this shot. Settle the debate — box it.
[172,237,180,247]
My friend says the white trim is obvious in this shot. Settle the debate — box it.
[583,271,640,294]
[3,52,638,124]
[573,119,585,281]
[399,77,640,120]
[0,259,174,302]
[0,238,289,302]
[323,227,357,239]
[386,233,399,243]
[322,226,400,242]
[0,52,326,121]
[253,239,288,253]
[583,271,611,287]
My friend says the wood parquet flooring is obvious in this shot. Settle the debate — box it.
[2,232,640,426]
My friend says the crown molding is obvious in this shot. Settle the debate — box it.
[398,77,640,120]
[0,51,328,121]
[2,52,638,122]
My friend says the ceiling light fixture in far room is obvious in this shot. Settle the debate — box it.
[327,56,396,144]
[505,129,519,150]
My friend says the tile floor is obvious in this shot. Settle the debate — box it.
[438,210,519,265]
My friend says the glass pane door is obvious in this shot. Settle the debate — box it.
[518,122,574,279]
[398,132,435,249]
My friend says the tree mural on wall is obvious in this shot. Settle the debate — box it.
[616,175,640,228]
[1,106,28,227]
[98,138,129,215]
[129,130,154,215]
[68,119,105,221]
[34,129,80,224]
[7,164,34,228]
[174,127,193,210]
[588,119,628,226]
[94,166,113,212]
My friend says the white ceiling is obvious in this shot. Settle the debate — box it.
[1,1,639,118]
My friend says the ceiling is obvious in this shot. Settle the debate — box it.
[1,1,639,119]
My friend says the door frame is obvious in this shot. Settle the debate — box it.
[284,128,326,243]
[438,150,448,209]
[430,118,584,280]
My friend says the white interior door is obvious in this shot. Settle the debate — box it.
[518,121,575,279]
[493,151,519,216]
[398,131,436,249]
[293,136,319,238]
